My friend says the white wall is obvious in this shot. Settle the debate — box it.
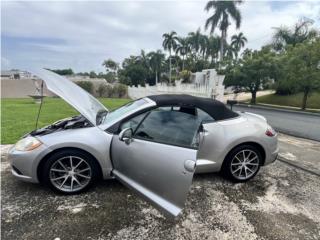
[128,69,225,102]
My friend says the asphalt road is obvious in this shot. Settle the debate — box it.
[233,105,320,141]
[2,134,320,240]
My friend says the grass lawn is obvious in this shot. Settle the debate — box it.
[1,98,130,144]
[256,92,320,109]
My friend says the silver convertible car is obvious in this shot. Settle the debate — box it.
[8,69,278,217]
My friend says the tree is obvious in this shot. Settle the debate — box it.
[224,44,237,60]
[204,0,242,62]
[200,35,209,59]
[187,29,203,58]
[76,81,94,94]
[97,83,108,97]
[224,48,277,104]
[102,59,119,82]
[241,48,252,58]
[89,71,97,78]
[231,32,247,59]
[137,50,150,69]
[205,35,220,65]
[272,18,319,51]
[148,50,165,84]
[175,37,190,70]
[280,40,320,109]
[120,64,148,87]
[187,30,201,53]
[162,31,179,84]
[48,68,74,75]
[102,59,119,72]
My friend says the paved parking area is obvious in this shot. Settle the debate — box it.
[1,135,320,240]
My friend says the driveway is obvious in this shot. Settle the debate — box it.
[233,105,320,141]
[1,134,320,240]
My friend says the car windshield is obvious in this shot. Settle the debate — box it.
[100,98,148,125]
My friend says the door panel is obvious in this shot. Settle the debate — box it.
[196,122,224,173]
[111,137,197,217]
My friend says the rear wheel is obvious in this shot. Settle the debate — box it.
[222,145,261,182]
[41,149,100,194]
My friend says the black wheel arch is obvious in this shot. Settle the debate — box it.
[37,147,103,183]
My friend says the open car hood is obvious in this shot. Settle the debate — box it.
[30,68,108,126]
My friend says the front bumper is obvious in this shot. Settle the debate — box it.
[8,144,51,183]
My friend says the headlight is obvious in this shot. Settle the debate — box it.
[14,136,42,151]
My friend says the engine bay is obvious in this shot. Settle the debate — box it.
[29,115,92,137]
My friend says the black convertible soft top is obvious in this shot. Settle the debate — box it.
[147,94,239,121]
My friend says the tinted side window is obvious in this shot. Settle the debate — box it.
[197,108,214,122]
[134,109,202,148]
[119,112,148,133]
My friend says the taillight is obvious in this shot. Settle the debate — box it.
[265,127,276,137]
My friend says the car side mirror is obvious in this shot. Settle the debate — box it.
[119,128,133,144]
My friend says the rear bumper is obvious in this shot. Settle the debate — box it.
[264,146,279,166]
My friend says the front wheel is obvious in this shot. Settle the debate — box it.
[222,145,262,182]
[41,149,100,194]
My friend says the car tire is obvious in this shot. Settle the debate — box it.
[41,149,100,194]
[221,145,262,182]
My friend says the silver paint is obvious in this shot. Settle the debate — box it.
[111,137,197,216]
[8,72,278,216]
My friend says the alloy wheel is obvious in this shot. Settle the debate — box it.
[230,150,259,180]
[49,156,92,192]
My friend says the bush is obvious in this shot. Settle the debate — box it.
[105,85,114,97]
[160,74,169,84]
[113,84,127,98]
[275,79,298,95]
[97,83,108,97]
[76,81,93,94]
[96,83,127,98]
[179,70,191,83]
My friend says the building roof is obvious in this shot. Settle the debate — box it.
[147,94,238,121]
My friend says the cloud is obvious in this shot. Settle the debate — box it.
[1,57,11,69]
[1,0,320,72]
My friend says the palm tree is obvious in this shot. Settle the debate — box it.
[137,50,149,69]
[231,32,247,59]
[175,37,190,70]
[224,44,237,59]
[206,35,220,64]
[188,29,203,57]
[162,31,179,84]
[200,35,209,59]
[272,19,318,51]
[242,48,252,58]
[148,50,165,85]
[204,1,242,62]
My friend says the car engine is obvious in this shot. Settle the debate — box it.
[28,115,92,137]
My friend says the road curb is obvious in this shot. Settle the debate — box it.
[236,103,320,117]
[277,156,320,177]
[274,129,319,142]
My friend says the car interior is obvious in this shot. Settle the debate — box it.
[119,105,214,149]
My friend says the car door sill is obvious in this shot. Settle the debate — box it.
[112,169,182,217]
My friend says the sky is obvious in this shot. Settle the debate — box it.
[1,0,320,73]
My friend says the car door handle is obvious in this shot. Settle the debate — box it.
[184,160,196,172]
